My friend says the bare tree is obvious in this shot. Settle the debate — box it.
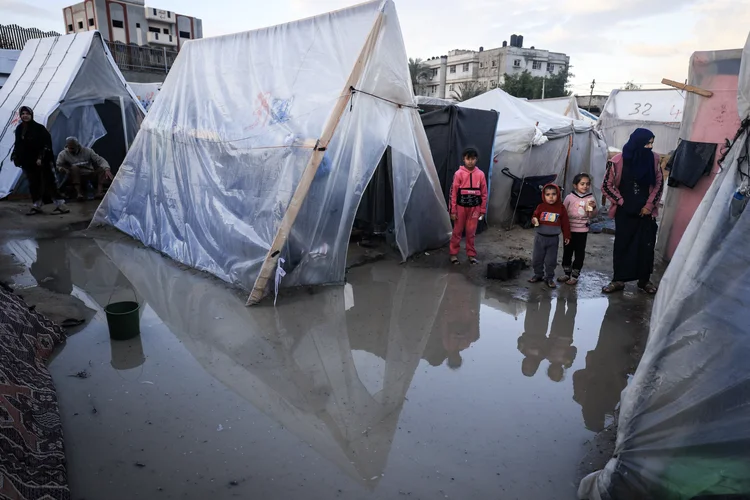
[622,81,642,90]
[451,81,485,102]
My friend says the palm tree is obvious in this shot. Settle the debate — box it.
[408,58,430,95]
[451,81,485,102]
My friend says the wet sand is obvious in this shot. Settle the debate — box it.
[0,230,652,500]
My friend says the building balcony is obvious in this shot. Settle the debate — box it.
[145,8,176,24]
[147,32,177,47]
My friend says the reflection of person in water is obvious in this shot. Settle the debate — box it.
[434,274,481,370]
[518,292,578,381]
[547,296,578,382]
[517,291,552,377]
[573,298,635,432]
[30,239,72,295]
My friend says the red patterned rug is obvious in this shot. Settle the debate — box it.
[0,286,69,500]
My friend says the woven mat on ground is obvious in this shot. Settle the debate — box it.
[0,286,69,500]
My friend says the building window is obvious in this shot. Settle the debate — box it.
[491,60,496,67]
[490,80,495,88]
[112,20,124,28]
[548,64,555,72]
[88,18,94,27]
[431,68,438,77]
[77,21,83,29]
[513,59,521,67]
[179,30,191,38]
[149,27,161,33]
[479,62,483,68]
[532,61,542,70]
[163,28,169,34]
[167,11,171,18]
[67,24,73,32]
[449,84,453,91]
[136,23,141,28]
[449,65,456,74]
[462,63,469,72]
[153,8,157,15]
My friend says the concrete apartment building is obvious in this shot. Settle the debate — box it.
[62,0,203,50]
[419,35,570,100]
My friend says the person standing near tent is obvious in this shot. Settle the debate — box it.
[449,148,487,265]
[10,106,69,215]
[559,173,598,285]
[601,128,663,294]
[56,136,113,201]
[528,184,571,288]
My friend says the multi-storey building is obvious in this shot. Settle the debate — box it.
[419,35,570,100]
[62,0,202,50]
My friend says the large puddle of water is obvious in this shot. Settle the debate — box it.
[1,236,651,500]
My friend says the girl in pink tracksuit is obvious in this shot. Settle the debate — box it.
[559,173,598,285]
[449,148,488,265]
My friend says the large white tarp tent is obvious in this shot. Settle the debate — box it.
[93,0,451,295]
[579,36,750,500]
[0,31,145,198]
[459,89,608,224]
[596,88,685,155]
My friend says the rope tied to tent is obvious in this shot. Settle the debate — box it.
[349,86,419,111]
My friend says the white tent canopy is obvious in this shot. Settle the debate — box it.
[528,95,592,123]
[128,81,162,112]
[459,88,607,224]
[0,31,145,198]
[596,88,685,154]
[93,0,451,295]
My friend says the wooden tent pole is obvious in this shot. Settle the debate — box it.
[562,133,573,190]
[246,11,385,306]
[661,78,713,98]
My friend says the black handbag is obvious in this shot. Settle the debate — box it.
[457,171,482,208]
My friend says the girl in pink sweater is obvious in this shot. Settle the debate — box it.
[559,173,598,285]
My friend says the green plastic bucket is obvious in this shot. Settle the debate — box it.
[104,301,141,341]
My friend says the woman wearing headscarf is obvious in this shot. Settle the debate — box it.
[10,106,69,215]
[601,128,663,294]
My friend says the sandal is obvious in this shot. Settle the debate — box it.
[469,257,479,265]
[528,276,543,283]
[638,281,658,294]
[450,256,460,265]
[558,268,572,282]
[546,279,557,289]
[52,206,70,214]
[602,281,625,294]
[76,194,85,202]
[26,207,43,216]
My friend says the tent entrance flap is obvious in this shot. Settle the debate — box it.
[355,148,394,237]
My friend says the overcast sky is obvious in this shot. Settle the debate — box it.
[3,0,750,94]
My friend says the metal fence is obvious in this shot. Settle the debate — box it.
[105,41,178,74]
[0,24,61,50]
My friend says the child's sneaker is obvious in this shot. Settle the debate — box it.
[546,279,557,289]
[558,267,572,283]
[566,269,580,285]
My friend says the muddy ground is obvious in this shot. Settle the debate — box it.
[0,199,654,499]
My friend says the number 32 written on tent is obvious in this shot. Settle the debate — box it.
[629,103,653,116]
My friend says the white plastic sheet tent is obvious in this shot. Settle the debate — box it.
[528,95,596,124]
[0,31,145,198]
[596,88,685,155]
[93,0,452,294]
[128,81,162,112]
[579,37,750,500]
[459,89,608,224]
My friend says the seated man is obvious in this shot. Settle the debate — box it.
[56,136,114,200]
